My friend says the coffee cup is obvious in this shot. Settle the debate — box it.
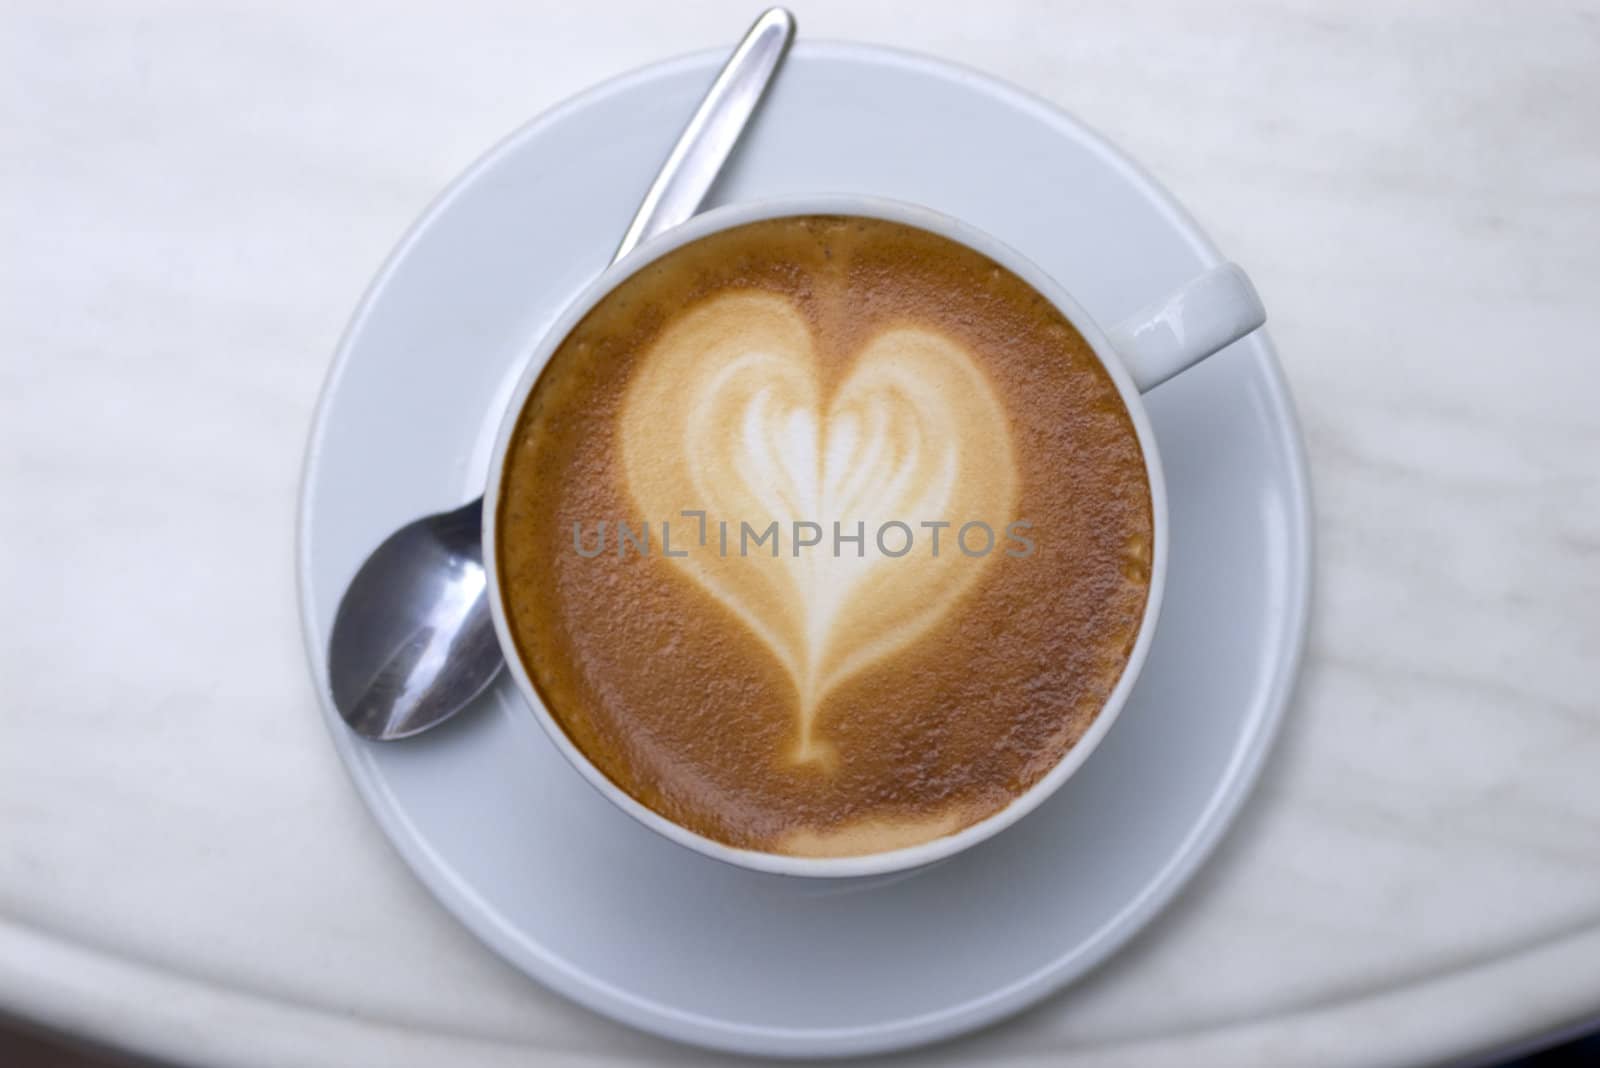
[483,195,1264,877]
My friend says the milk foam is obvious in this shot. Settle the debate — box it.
[620,291,1017,763]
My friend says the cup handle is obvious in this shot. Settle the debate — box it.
[1105,263,1266,392]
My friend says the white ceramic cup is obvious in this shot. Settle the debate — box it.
[483,195,1265,878]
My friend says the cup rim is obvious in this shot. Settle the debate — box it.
[482,194,1170,878]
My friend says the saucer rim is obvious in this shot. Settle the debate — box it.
[296,38,1313,1058]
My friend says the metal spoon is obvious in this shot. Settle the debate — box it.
[329,9,796,740]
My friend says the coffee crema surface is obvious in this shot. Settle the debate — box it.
[497,215,1153,857]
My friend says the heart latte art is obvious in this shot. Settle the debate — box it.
[495,215,1154,857]
[620,291,1017,764]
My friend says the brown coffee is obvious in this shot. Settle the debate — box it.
[496,215,1152,857]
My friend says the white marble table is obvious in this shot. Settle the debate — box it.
[4,2,1597,1065]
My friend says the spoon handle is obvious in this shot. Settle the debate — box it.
[613,8,795,262]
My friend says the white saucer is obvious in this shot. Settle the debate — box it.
[297,42,1312,1059]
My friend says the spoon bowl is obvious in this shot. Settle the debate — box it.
[329,498,500,739]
